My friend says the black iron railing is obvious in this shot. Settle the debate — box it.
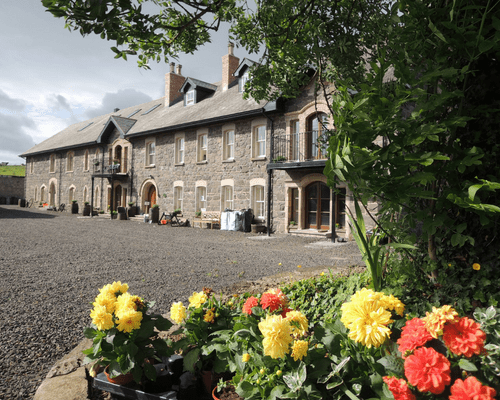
[271,130,329,163]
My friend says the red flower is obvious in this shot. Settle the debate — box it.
[397,318,433,358]
[281,307,293,318]
[261,289,288,312]
[450,376,497,400]
[404,346,451,394]
[443,316,486,358]
[383,376,416,400]
[242,296,259,315]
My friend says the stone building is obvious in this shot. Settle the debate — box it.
[21,44,375,239]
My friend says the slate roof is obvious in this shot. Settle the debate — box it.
[21,80,270,157]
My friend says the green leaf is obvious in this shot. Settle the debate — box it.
[458,359,478,372]
[143,361,157,381]
[183,348,200,373]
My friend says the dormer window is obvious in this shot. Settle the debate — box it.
[239,69,250,92]
[186,89,195,106]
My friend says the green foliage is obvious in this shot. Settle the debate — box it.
[474,306,500,387]
[0,165,25,176]
[282,271,370,324]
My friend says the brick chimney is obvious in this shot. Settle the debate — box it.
[165,62,185,107]
[222,42,240,91]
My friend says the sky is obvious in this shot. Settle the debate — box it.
[0,1,257,165]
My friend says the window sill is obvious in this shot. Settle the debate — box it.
[175,162,185,167]
[145,165,156,169]
[251,157,267,162]
[222,159,235,163]
[196,160,208,165]
[66,171,74,173]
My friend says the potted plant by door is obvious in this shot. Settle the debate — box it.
[127,201,136,218]
[150,204,160,224]
[83,201,91,216]
[71,199,79,214]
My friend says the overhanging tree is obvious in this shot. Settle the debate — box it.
[43,0,500,281]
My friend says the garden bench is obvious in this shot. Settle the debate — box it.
[193,211,220,229]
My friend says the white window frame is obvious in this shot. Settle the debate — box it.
[174,185,183,211]
[197,131,208,162]
[223,130,235,160]
[221,185,233,211]
[69,186,76,203]
[252,125,266,158]
[196,185,207,212]
[251,185,265,219]
[186,89,195,106]
[175,136,185,164]
[145,139,156,166]
[239,70,250,92]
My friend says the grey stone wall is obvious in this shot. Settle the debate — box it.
[0,175,25,203]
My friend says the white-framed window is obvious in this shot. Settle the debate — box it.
[221,185,233,210]
[34,187,38,201]
[291,120,300,161]
[196,186,207,212]
[84,150,89,171]
[197,132,207,162]
[94,149,100,171]
[252,125,266,158]
[186,89,195,106]
[67,151,74,172]
[175,137,185,164]
[239,69,250,92]
[223,130,235,160]
[49,154,56,173]
[174,186,183,211]
[251,185,265,219]
[145,140,155,166]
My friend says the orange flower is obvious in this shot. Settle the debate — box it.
[404,347,451,394]
[397,318,433,358]
[443,316,486,358]
[472,263,481,271]
[449,376,496,400]
[261,289,288,312]
[383,376,416,400]
[242,296,259,315]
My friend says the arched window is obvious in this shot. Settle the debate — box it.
[307,113,328,160]
[67,151,74,172]
[49,154,56,173]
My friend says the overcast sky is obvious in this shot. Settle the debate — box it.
[0,1,256,165]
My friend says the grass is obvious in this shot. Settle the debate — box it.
[0,165,25,177]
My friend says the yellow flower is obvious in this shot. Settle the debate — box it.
[276,370,282,376]
[115,292,136,314]
[110,281,129,295]
[188,291,208,309]
[285,310,309,338]
[422,305,459,338]
[297,265,302,268]
[116,309,143,333]
[320,272,325,276]
[204,309,215,323]
[341,290,394,348]
[242,353,251,362]
[93,290,117,314]
[473,263,481,271]
[378,294,405,317]
[279,262,282,266]
[258,315,293,359]
[291,340,308,361]
[260,368,265,375]
[90,304,115,330]
[170,302,187,324]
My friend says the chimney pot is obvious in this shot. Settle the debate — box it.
[114,108,120,112]
[176,64,182,75]
[228,42,234,56]
[170,62,175,73]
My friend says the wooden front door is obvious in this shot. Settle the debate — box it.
[147,185,156,212]
[306,182,330,230]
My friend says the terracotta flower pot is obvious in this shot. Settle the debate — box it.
[104,366,134,385]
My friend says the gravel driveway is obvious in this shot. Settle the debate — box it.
[0,205,364,399]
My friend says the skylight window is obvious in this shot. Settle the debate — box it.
[127,109,141,118]
[142,104,161,115]
[78,122,94,132]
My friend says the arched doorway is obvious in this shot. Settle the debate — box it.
[140,182,157,213]
[49,183,56,206]
[305,182,330,230]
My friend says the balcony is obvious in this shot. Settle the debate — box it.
[268,130,329,170]
[92,163,129,181]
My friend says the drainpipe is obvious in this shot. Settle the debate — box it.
[261,109,274,237]
[58,152,62,207]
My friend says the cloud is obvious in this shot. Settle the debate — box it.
[0,89,28,113]
[48,94,72,112]
[85,89,153,119]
